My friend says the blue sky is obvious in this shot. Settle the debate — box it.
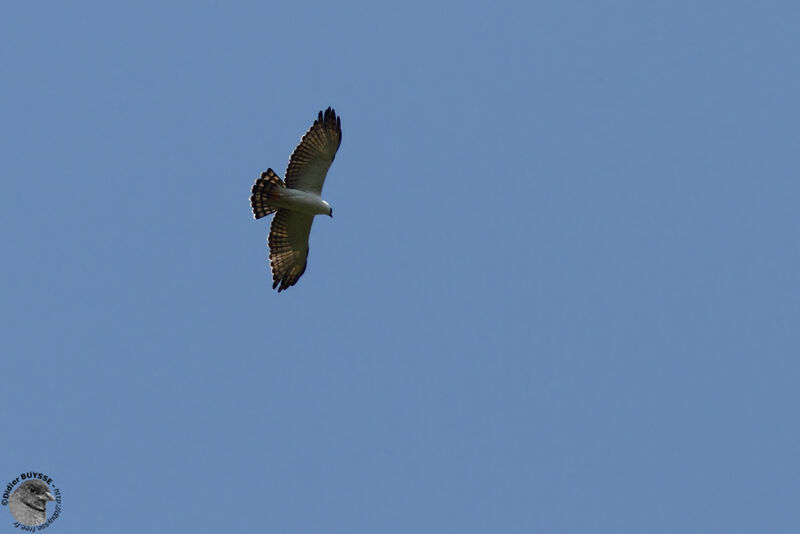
[2,1,798,532]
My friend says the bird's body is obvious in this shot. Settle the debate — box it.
[8,480,55,526]
[250,107,342,291]
[269,187,332,216]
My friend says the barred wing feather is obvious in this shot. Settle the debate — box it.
[285,107,342,195]
[268,210,314,292]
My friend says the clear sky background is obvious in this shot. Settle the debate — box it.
[2,1,798,532]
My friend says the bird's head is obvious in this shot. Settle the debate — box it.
[14,480,55,511]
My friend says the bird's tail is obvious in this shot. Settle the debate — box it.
[250,169,286,219]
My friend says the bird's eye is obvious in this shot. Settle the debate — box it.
[29,487,36,493]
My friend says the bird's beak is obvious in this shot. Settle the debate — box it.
[44,492,55,502]
[329,208,333,218]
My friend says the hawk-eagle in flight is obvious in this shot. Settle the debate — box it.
[250,107,342,291]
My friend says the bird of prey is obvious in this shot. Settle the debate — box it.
[8,480,55,526]
[250,107,342,291]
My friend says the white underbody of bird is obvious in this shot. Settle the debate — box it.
[270,187,333,217]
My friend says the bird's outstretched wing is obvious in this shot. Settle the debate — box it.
[285,107,342,194]
[268,209,314,292]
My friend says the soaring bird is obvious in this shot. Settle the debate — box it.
[250,107,342,292]
[8,480,55,526]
